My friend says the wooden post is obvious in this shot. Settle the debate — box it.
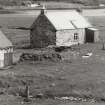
[41,40,42,48]
[78,42,80,51]
[102,42,105,50]
[102,39,105,50]
[24,83,30,102]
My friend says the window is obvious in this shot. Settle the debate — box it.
[74,33,79,40]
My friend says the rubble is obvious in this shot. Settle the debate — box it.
[19,52,62,62]
[55,96,96,103]
[82,52,93,58]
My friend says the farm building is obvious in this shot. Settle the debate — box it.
[0,30,13,68]
[30,8,99,48]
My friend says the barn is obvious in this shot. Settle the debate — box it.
[30,8,99,48]
[0,30,13,68]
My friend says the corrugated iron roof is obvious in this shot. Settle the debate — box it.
[88,27,98,31]
[45,10,92,30]
[0,30,13,48]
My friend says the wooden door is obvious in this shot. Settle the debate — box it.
[85,28,94,43]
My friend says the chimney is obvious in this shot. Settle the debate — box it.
[41,5,46,15]
[76,7,83,14]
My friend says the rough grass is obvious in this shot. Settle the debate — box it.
[0,14,35,48]
[0,9,105,105]
[1,44,105,105]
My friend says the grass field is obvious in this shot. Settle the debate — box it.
[0,9,105,105]
[0,14,35,48]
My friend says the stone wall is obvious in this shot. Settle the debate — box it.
[30,14,56,48]
[56,29,85,46]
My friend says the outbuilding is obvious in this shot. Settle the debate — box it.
[30,8,99,48]
[0,30,13,68]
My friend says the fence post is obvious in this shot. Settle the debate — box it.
[24,83,30,102]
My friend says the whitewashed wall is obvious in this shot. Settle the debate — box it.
[94,30,99,42]
[0,47,13,68]
[56,29,85,46]
[0,52,4,67]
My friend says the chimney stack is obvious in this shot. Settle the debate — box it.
[41,5,46,15]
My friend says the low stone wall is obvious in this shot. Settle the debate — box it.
[19,52,62,62]
[19,49,81,62]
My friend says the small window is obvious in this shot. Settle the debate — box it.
[74,33,79,40]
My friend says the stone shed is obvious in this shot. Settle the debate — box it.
[0,30,13,68]
[30,8,99,48]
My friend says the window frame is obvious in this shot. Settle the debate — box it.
[74,33,79,41]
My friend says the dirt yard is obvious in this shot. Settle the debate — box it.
[0,9,105,105]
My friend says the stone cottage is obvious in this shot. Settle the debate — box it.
[30,8,99,48]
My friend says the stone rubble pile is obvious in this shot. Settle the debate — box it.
[20,52,62,62]
[55,96,96,103]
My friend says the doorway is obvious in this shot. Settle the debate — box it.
[85,28,94,43]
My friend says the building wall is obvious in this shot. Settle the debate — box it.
[56,29,85,46]
[4,53,13,66]
[0,47,13,68]
[0,52,4,67]
[30,14,56,48]
[94,30,99,42]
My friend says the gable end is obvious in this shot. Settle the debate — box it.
[30,14,56,31]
